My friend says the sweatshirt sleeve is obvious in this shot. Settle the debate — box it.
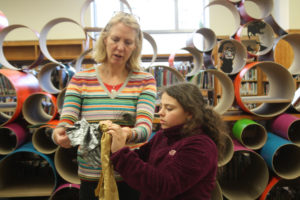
[111,136,217,199]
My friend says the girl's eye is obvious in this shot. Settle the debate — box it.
[166,107,173,111]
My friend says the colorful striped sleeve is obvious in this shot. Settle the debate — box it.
[129,72,157,143]
[58,71,85,126]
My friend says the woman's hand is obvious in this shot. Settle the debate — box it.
[52,126,72,148]
[107,123,128,153]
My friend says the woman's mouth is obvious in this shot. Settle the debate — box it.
[114,54,122,58]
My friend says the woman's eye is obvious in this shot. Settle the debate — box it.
[125,41,133,45]
[111,37,119,42]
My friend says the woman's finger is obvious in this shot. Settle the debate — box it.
[100,120,113,126]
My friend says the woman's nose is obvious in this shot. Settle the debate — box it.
[117,42,125,51]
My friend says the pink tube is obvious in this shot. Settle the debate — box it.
[271,113,300,144]
[0,122,28,155]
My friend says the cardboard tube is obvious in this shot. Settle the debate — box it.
[264,15,288,36]
[80,0,98,41]
[260,132,300,179]
[0,69,41,126]
[218,133,234,167]
[203,51,215,70]
[218,140,269,200]
[271,113,300,146]
[49,183,80,200]
[22,92,58,125]
[238,0,273,24]
[0,142,57,197]
[56,88,66,114]
[168,47,203,78]
[32,120,59,155]
[232,119,267,150]
[37,62,75,94]
[74,48,95,72]
[39,17,88,65]
[190,69,235,115]
[235,20,275,57]
[228,0,241,3]
[211,181,223,200]
[186,28,217,53]
[80,0,132,40]
[143,31,158,68]
[216,39,247,75]
[0,123,28,155]
[259,176,280,200]
[204,0,241,35]
[260,176,300,200]
[234,61,295,117]
[54,147,79,184]
[0,24,44,70]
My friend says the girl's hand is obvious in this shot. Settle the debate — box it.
[107,123,127,153]
[52,127,72,148]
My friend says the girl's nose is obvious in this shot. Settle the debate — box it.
[158,107,164,116]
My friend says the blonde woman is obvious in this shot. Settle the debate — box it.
[53,12,157,200]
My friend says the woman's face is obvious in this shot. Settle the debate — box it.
[104,22,136,67]
[158,93,191,129]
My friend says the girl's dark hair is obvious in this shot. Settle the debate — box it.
[160,82,229,161]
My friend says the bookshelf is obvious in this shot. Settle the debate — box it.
[2,39,87,67]
[190,71,216,106]
[1,37,300,119]
[146,65,185,93]
[0,73,16,120]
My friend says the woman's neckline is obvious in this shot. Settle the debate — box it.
[95,64,132,99]
[98,64,129,85]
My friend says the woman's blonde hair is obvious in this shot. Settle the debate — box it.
[93,12,143,71]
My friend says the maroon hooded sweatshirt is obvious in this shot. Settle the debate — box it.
[111,124,218,200]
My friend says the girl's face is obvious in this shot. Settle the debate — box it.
[158,93,191,129]
[104,22,136,67]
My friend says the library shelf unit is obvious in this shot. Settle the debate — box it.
[2,39,196,69]
[2,39,88,67]
[2,37,300,118]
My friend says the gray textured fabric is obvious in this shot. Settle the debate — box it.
[66,118,102,167]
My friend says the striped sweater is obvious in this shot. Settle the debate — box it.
[58,65,157,181]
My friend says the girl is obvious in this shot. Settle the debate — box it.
[107,82,228,200]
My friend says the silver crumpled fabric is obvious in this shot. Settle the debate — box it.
[66,118,102,168]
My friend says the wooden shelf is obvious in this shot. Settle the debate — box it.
[241,96,292,103]
[2,39,87,63]
[154,111,300,123]
[2,39,194,64]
